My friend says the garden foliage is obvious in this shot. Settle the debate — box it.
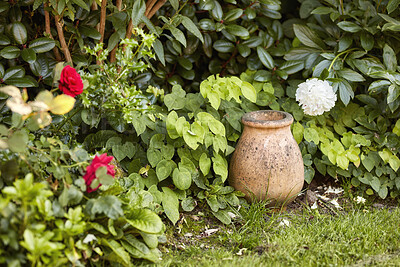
[1,0,400,265]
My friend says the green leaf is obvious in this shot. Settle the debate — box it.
[304,127,319,145]
[336,153,349,170]
[162,187,179,224]
[72,0,90,10]
[3,66,25,81]
[8,131,28,153]
[387,0,400,14]
[169,27,186,47]
[226,25,249,38]
[86,196,124,220]
[181,197,196,211]
[12,22,27,44]
[169,0,179,10]
[256,46,274,69]
[292,122,304,144]
[213,40,235,53]
[337,21,362,33]
[0,34,10,46]
[208,119,225,136]
[361,154,376,172]
[224,8,243,22]
[370,177,381,192]
[172,167,192,190]
[101,239,132,267]
[164,93,185,110]
[199,153,211,176]
[389,155,400,171]
[131,0,145,27]
[125,209,163,234]
[21,48,37,64]
[153,39,165,66]
[156,159,175,181]
[212,153,228,182]
[360,32,374,51]
[338,69,365,82]
[241,81,257,102]
[383,44,397,71]
[181,16,204,43]
[211,209,231,224]
[0,46,20,59]
[293,24,325,49]
[29,38,55,53]
[79,26,101,40]
[387,84,400,104]
[50,94,76,115]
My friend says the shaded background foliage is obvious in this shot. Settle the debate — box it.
[2,0,400,265]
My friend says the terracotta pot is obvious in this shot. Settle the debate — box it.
[229,110,304,205]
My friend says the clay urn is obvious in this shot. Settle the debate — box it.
[229,110,304,206]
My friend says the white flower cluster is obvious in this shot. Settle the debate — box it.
[295,78,337,116]
[354,196,366,204]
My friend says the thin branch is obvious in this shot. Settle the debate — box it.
[110,0,123,63]
[145,0,158,17]
[125,19,133,39]
[54,14,72,63]
[147,0,166,20]
[97,0,108,65]
[44,2,62,61]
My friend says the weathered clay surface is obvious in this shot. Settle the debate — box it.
[229,110,304,206]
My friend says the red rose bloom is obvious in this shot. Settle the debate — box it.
[83,154,115,193]
[58,65,84,97]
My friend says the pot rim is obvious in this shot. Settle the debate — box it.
[241,110,293,129]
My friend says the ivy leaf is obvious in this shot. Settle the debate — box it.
[162,187,179,224]
[370,177,381,192]
[125,209,163,234]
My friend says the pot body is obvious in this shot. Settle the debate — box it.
[229,110,304,205]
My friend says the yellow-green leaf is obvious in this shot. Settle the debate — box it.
[50,94,75,115]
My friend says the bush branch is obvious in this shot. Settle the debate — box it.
[44,3,62,61]
[54,14,72,63]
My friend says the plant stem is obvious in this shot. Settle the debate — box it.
[110,0,123,63]
[44,2,62,61]
[56,106,83,131]
[328,48,357,72]
[97,0,108,65]
[54,14,72,63]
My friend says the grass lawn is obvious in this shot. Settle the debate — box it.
[148,191,400,267]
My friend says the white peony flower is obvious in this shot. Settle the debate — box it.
[296,78,337,116]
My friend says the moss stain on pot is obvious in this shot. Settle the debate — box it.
[229,110,304,206]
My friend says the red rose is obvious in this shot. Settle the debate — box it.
[58,65,83,97]
[83,154,115,193]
